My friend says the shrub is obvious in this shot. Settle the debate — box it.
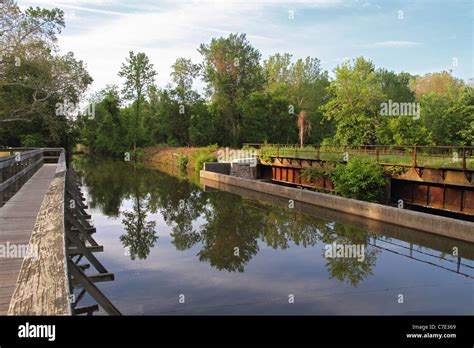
[194,152,217,172]
[131,148,144,160]
[330,158,387,202]
[177,154,188,170]
[300,164,334,182]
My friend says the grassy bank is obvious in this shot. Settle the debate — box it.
[142,145,218,172]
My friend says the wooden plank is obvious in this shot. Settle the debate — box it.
[70,226,96,234]
[66,227,106,273]
[67,214,99,247]
[71,272,114,286]
[68,245,103,256]
[74,304,99,315]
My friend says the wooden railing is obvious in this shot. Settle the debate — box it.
[0,149,44,206]
[7,148,120,315]
[7,148,71,315]
[0,147,65,206]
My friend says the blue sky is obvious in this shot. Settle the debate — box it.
[18,0,473,94]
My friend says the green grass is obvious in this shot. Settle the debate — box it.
[250,145,474,170]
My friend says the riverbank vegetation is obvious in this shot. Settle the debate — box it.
[142,145,218,172]
[1,2,472,154]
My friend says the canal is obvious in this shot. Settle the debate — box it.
[73,158,474,315]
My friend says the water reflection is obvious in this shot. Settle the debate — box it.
[120,195,158,260]
[74,157,474,291]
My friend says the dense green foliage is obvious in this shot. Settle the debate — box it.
[300,165,334,182]
[76,49,473,154]
[330,158,387,202]
[193,149,218,172]
[1,1,472,152]
[0,1,92,148]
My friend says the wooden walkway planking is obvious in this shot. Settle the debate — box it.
[0,164,57,315]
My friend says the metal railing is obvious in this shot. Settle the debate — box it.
[243,143,474,170]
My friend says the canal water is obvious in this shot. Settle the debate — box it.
[74,158,474,315]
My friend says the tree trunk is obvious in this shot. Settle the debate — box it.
[134,97,140,152]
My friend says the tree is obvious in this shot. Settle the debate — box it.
[378,69,415,102]
[0,1,92,147]
[170,57,200,102]
[0,1,65,50]
[240,91,297,144]
[199,33,264,146]
[118,51,156,150]
[322,57,385,145]
[263,53,292,92]
[387,116,432,145]
[410,71,464,99]
[419,85,474,145]
[169,57,203,145]
[77,85,131,156]
[264,54,330,145]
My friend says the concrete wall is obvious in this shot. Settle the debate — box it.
[204,162,231,175]
[230,163,257,179]
[200,170,474,243]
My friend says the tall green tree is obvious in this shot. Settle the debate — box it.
[118,51,156,150]
[170,57,200,102]
[169,57,203,145]
[322,57,385,145]
[264,54,330,145]
[199,33,264,146]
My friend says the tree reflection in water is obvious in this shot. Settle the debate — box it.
[120,194,158,260]
[74,157,379,285]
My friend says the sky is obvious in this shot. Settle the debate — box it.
[18,0,473,95]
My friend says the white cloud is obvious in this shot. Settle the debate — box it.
[360,40,421,48]
[33,1,297,93]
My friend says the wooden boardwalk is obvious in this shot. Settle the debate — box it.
[0,164,57,314]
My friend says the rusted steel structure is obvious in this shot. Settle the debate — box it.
[244,144,474,216]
